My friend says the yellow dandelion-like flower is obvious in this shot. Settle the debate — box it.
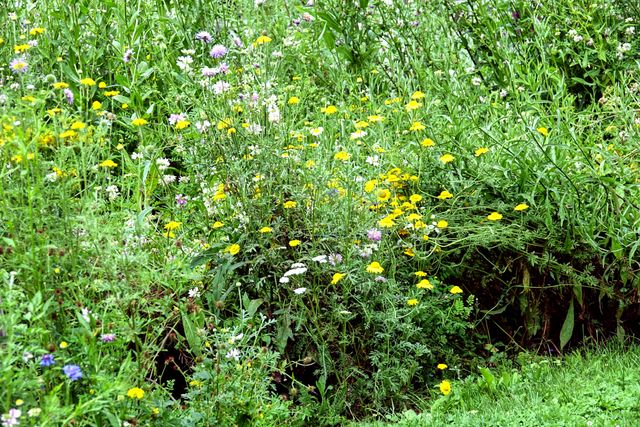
[409,121,425,131]
[514,203,529,211]
[127,387,145,399]
[225,244,241,255]
[80,77,96,86]
[331,273,346,285]
[164,221,182,231]
[288,96,300,105]
[439,380,452,395]
[334,151,351,161]
[421,138,435,147]
[283,200,297,209]
[132,118,148,126]
[437,363,448,370]
[321,105,338,115]
[437,190,453,200]
[289,239,301,247]
[486,212,503,221]
[417,279,433,290]
[52,82,69,89]
[98,159,118,168]
[254,35,272,45]
[449,286,463,294]
[474,147,489,156]
[366,262,384,274]
[436,220,448,229]
[439,153,455,164]
[259,226,272,233]
[407,299,419,306]
[536,127,549,137]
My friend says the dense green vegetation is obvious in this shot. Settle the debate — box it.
[1,0,639,425]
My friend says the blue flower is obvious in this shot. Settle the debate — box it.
[40,354,55,367]
[62,364,83,381]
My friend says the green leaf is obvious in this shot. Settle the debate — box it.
[182,311,202,357]
[559,299,574,350]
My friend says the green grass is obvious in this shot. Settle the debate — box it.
[365,345,640,426]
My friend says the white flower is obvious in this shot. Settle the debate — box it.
[81,307,92,322]
[312,255,327,263]
[156,158,170,171]
[293,287,307,295]
[131,152,143,160]
[279,276,290,284]
[188,287,200,298]
[226,348,241,361]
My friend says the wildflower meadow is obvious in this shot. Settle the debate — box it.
[1,0,640,425]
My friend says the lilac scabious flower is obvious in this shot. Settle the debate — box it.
[201,66,218,77]
[168,113,187,125]
[40,354,55,367]
[9,57,28,74]
[100,333,116,342]
[367,228,382,241]
[123,48,133,63]
[195,31,212,43]
[209,44,228,59]
[175,194,188,207]
[63,88,74,104]
[63,364,83,381]
[328,253,343,266]
[213,81,230,94]
[218,63,229,74]
[1,408,21,427]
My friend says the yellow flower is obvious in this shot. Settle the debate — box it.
[29,27,46,36]
[80,78,96,86]
[127,387,145,399]
[14,44,31,53]
[225,244,241,255]
[436,220,448,229]
[98,159,118,168]
[449,286,463,294]
[405,100,422,111]
[175,120,190,130]
[366,262,384,274]
[536,127,549,137]
[92,101,102,110]
[321,105,338,115]
[437,363,448,370]
[331,273,346,285]
[132,118,148,126]
[421,138,435,147]
[486,212,503,221]
[439,380,452,395]
[289,239,301,247]
[288,96,300,105]
[437,190,453,200]
[364,180,377,193]
[212,221,224,228]
[514,203,529,211]
[59,341,68,349]
[70,121,86,130]
[417,279,433,290]
[409,121,425,131]
[414,271,427,277]
[254,35,272,45]
[334,151,350,161]
[407,299,419,306]
[440,154,455,164]
[259,226,272,233]
[404,247,415,257]
[164,221,182,231]
[377,189,391,202]
[98,82,107,89]
[368,114,385,122]
[283,200,297,209]
[59,130,77,139]
[409,194,422,204]
[52,82,69,89]
[379,215,396,228]
[411,91,425,100]
[104,90,120,97]
[474,147,489,156]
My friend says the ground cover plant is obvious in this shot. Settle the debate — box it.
[1,0,639,425]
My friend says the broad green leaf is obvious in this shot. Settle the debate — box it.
[559,299,574,350]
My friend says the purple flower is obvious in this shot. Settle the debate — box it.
[367,229,382,241]
[62,364,83,381]
[218,63,229,74]
[201,66,218,77]
[328,253,343,266]
[232,37,243,48]
[40,354,55,367]
[209,44,228,59]
[1,408,21,426]
[195,31,212,43]
[9,57,28,74]
[123,49,133,63]
[175,194,188,207]
[213,81,230,94]
[63,88,74,104]
[100,333,116,342]
[168,113,186,125]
